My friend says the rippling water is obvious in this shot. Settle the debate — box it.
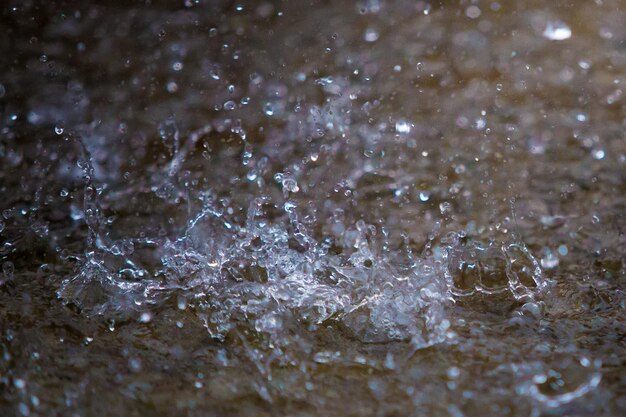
[1,1,625,416]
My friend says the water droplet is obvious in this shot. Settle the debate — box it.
[419,192,431,202]
[395,120,412,134]
[447,367,460,379]
[384,352,395,369]
[177,296,187,310]
[18,403,29,416]
[314,76,334,86]
[474,118,486,129]
[540,248,559,269]
[224,100,236,110]
[139,312,152,323]
[465,6,481,19]
[129,358,142,372]
[166,81,178,93]
[592,149,605,160]
[606,89,622,104]
[284,201,297,212]
[263,102,275,116]
[158,120,179,150]
[364,28,379,42]
[543,21,571,41]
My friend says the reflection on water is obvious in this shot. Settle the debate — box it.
[0,1,624,416]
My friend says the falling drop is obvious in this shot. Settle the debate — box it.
[364,28,380,42]
[395,120,412,134]
[542,21,571,40]
[263,102,275,116]
[592,149,605,160]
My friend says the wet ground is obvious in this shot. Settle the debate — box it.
[0,1,625,416]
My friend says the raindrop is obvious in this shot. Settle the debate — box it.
[447,367,461,379]
[606,89,622,104]
[315,77,334,86]
[542,21,571,41]
[465,6,481,19]
[395,120,412,134]
[224,100,236,110]
[166,81,178,93]
[592,149,605,160]
[263,102,275,116]
[384,353,395,369]
[364,28,380,42]
[540,248,559,269]
[18,403,29,416]
[129,358,142,372]
[439,202,452,214]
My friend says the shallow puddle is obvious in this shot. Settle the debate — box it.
[0,1,625,416]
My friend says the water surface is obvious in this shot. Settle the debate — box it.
[0,1,625,416]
